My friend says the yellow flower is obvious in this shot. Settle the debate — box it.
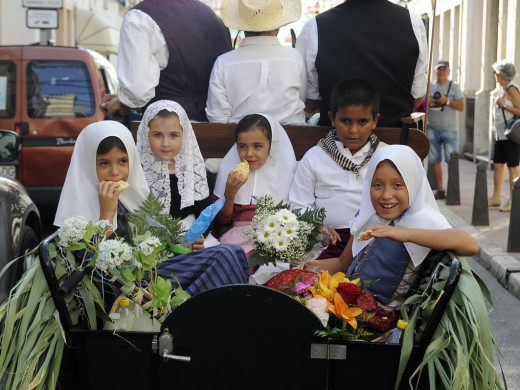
[328,293,363,330]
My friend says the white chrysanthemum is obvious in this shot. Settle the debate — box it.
[96,239,133,272]
[264,215,281,232]
[59,216,89,247]
[138,236,162,256]
[281,226,299,240]
[276,209,297,224]
[94,219,113,235]
[272,235,290,252]
[256,227,273,244]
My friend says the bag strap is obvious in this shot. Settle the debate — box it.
[441,81,453,111]
[502,84,520,128]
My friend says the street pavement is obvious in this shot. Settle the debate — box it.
[436,157,520,300]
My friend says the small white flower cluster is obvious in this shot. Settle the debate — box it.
[138,236,162,256]
[94,219,113,235]
[257,209,300,252]
[59,216,89,247]
[95,239,133,272]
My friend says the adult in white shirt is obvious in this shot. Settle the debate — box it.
[206,0,306,125]
[101,0,231,122]
[296,0,428,127]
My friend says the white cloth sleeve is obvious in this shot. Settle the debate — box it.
[205,58,233,123]
[117,9,169,109]
[287,153,317,211]
[295,19,320,101]
[410,10,429,99]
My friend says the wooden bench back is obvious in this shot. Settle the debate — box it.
[130,121,429,161]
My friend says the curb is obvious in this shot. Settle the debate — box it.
[438,203,520,300]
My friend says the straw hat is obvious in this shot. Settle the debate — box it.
[222,0,302,32]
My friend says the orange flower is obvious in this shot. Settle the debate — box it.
[311,271,361,302]
[328,293,363,330]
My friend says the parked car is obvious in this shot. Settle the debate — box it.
[0,130,41,302]
[0,45,116,212]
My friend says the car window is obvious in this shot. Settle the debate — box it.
[26,60,96,119]
[0,61,17,119]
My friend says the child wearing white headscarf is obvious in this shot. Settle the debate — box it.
[54,121,149,229]
[54,120,250,297]
[312,145,478,308]
[212,113,297,253]
[136,100,218,247]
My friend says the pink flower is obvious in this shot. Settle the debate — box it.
[295,276,316,295]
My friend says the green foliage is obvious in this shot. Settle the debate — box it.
[125,190,185,249]
[396,257,504,390]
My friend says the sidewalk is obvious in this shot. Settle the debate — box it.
[435,157,520,299]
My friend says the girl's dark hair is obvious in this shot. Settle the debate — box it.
[330,79,380,119]
[235,114,272,144]
[97,136,127,155]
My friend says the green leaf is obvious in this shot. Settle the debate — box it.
[65,242,87,251]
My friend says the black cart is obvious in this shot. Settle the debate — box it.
[38,232,461,390]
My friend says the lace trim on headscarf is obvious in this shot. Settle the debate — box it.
[136,100,209,213]
[318,130,380,180]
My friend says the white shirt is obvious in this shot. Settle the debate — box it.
[117,9,169,109]
[288,141,376,229]
[205,36,306,125]
[296,13,428,101]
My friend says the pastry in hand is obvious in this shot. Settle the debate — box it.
[357,229,373,242]
[117,180,129,190]
[234,160,249,179]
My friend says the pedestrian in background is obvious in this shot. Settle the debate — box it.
[427,59,465,200]
[488,60,520,212]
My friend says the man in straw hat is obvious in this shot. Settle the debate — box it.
[101,0,231,122]
[205,0,306,125]
[296,0,428,128]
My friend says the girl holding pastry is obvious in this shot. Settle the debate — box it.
[212,113,297,254]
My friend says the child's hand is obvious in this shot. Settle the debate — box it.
[224,170,248,198]
[364,225,409,243]
[327,226,342,246]
[98,181,124,222]
[191,236,205,251]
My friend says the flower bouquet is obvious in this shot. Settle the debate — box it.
[0,193,190,389]
[243,195,327,268]
[272,270,379,341]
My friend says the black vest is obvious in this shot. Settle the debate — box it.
[315,0,419,127]
[135,0,232,121]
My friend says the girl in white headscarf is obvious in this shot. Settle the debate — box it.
[54,119,250,297]
[137,100,218,248]
[312,145,478,308]
[212,113,297,253]
[54,120,149,229]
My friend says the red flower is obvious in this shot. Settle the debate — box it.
[337,282,361,304]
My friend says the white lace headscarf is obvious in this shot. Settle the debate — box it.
[54,120,150,227]
[350,145,452,267]
[136,100,209,212]
[213,113,297,205]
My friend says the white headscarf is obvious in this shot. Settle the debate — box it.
[54,121,150,227]
[213,113,297,205]
[350,145,452,267]
[136,100,209,212]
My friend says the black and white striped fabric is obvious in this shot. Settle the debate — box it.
[318,130,380,180]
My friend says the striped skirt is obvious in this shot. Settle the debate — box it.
[157,244,250,297]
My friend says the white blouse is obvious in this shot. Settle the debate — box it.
[288,141,378,229]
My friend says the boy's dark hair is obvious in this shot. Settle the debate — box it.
[97,136,127,155]
[235,113,272,144]
[330,79,380,119]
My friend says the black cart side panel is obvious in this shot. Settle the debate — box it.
[159,285,329,389]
